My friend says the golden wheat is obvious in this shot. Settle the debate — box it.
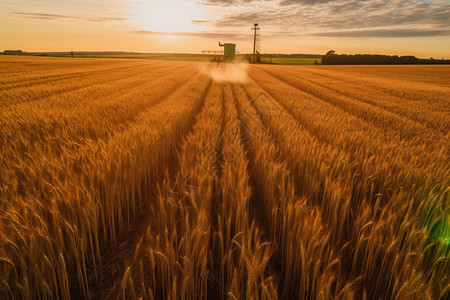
[0,56,448,299]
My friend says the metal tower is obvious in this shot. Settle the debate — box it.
[252,23,260,63]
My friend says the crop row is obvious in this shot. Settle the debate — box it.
[0,57,448,299]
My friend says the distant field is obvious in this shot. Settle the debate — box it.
[1,56,449,299]
[36,52,227,62]
[260,57,321,64]
[28,52,322,64]
[76,53,216,62]
[85,54,321,64]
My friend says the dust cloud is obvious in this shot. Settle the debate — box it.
[198,62,249,83]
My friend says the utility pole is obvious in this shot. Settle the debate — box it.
[252,23,260,63]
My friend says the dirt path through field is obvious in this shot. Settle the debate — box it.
[88,80,212,298]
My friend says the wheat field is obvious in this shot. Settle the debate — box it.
[0,56,449,299]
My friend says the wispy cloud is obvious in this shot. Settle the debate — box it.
[10,11,127,22]
[199,0,258,6]
[191,19,213,25]
[132,30,249,40]
[9,1,449,38]
[311,28,450,37]
[209,0,450,38]
[279,0,337,5]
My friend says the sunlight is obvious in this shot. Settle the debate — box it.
[132,0,206,34]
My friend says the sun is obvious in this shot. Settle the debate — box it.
[132,0,206,33]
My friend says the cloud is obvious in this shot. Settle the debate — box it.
[132,30,249,40]
[215,10,290,27]
[200,0,346,7]
[311,28,450,37]
[191,19,213,25]
[213,0,450,34]
[279,0,338,5]
[137,0,450,41]
[10,11,127,22]
[11,12,71,20]
[198,0,257,6]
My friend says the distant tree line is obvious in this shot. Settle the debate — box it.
[322,50,450,65]
[1,50,24,55]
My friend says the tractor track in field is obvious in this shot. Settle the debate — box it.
[1,69,200,160]
[242,77,375,226]
[238,81,365,289]
[80,70,202,144]
[249,79,332,147]
[246,73,447,193]
[239,78,430,299]
[252,67,442,142]
[3,58,448,300]
[88,79,212,299]
[248,68,448,174]
[3,71,149,108]
[243,78,339,158]
[285,66,450,104]
[207,84,229,300]
[1,64,191,108]
[231,84,283,293]
[0,63,158,92]
[209,84,226,233]
[231,85,270,234]
[261,67,449,135]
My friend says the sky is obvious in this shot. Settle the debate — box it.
[1,0,449,58]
